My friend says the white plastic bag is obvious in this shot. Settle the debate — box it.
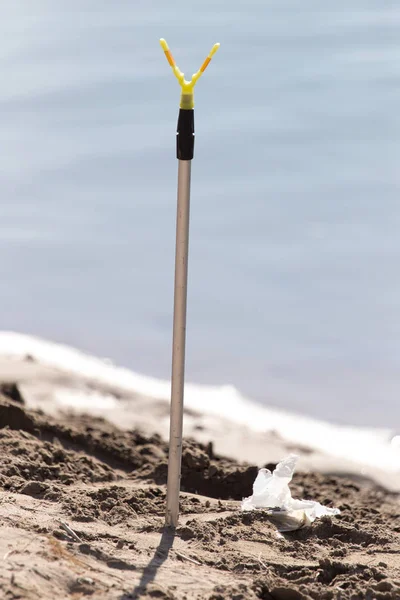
[241,454,340,531]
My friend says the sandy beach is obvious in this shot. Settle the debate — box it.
[0,367,399,599]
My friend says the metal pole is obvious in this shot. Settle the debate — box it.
[165,160,191,527]
[159,37,219,528]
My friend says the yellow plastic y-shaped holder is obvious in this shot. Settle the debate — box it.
[160,38,220,109]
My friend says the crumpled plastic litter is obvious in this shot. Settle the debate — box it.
[241,454,340,532]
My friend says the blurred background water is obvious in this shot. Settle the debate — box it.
[0,1,399,428]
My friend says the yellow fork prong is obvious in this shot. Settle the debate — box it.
[160,38,176,67]
[199,42,220,72]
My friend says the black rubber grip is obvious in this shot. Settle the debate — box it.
[176,109,195,160]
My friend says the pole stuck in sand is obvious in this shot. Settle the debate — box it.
[160,38,220,527]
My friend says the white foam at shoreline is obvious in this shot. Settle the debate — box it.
[0,331,398,474]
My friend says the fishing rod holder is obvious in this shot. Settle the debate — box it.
[160,37,220,528]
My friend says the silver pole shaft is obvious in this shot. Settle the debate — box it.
[165,159,192,528]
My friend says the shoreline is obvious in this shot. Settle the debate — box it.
[0,332,398,492]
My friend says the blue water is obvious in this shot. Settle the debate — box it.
[0,1,399,428]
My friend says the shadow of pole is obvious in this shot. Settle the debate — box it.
[120,527,175,599]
